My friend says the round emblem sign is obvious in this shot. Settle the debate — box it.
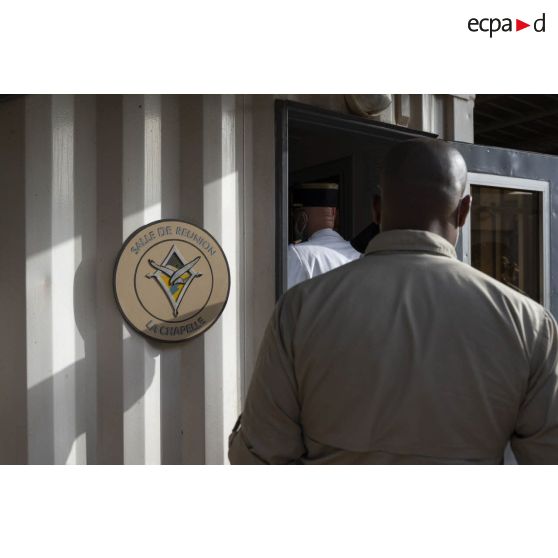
[114,219,230,342]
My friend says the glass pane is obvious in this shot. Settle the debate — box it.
[471,185,541,303]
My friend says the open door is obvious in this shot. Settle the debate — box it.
[448,142,558,316]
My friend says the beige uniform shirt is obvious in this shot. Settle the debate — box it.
[229,230,558,464]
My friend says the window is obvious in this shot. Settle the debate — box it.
[462,174,550,307]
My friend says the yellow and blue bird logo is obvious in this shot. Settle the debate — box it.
[146,244,203,317]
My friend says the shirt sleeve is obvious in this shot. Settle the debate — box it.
[287,245,310,289]
[511,310,558,464]
[228,295,305,464]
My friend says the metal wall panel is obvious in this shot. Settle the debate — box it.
[0,94,274,464]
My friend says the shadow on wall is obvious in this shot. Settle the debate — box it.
[27,260,161,464]
[27,343,159,464]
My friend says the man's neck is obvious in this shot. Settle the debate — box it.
[307,225,334,237]
[380,222,457,246]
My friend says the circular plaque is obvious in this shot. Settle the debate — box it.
[114,219,230,342]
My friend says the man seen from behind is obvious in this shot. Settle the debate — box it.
[229,138,558,464]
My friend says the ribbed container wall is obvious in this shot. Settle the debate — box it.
[0,94,277,464]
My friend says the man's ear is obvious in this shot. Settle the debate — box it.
[372,195,382,225]
[457,194,472,228]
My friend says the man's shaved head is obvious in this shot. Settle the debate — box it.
[376,138,470,245]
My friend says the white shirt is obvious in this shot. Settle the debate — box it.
[287,228,361,289]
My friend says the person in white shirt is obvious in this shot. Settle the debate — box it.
[287,182,361,289]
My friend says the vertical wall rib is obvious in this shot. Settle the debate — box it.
[179,95,206,464]
[243,95,276,391]
[141,94,163,464]
[74,94,98,463]
[51,94,83,464]
[96,95,124,464]
[123,94,148,464]
[0,96,28,464]
[26,95,54,464]
[203,95,243,464]
[160,95,183,464]
[122,94,167,464]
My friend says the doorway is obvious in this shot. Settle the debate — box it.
[276,101,558,315]
[275,100,435,298]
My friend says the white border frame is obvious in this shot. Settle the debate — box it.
[462,172,550,309]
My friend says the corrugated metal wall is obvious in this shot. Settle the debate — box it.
[0,94,277,464]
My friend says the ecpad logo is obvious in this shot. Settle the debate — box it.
[468,13,546,37]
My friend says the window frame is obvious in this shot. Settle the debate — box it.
[461,172,550,309]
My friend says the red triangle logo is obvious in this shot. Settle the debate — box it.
[516,19,530,31]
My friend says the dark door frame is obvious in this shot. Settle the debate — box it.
[275,100,436,299]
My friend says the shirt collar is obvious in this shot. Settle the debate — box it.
[364,229,457,259]
[308,228,343,241]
